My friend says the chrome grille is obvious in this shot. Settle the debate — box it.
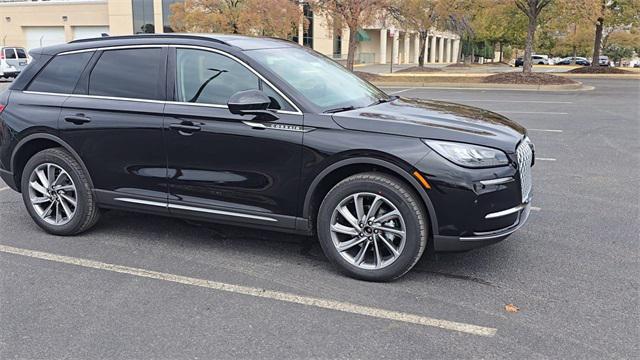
[516,137,533,203]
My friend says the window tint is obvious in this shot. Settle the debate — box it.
[4,49,16,59]
[89,48,163,100]
[16,48,27,59]
[175,48,293,111]
[28,52,93,94]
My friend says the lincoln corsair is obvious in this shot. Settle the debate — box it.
[0,35,534,281]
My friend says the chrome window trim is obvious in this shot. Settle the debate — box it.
[29,44,303,115]
[169,45,302,115]
[59,44,168,55]
[114,198,278,223]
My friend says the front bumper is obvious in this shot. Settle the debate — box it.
[432,201,531,251]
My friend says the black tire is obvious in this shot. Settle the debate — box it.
[21,148,100,236]
[317,172,428,281]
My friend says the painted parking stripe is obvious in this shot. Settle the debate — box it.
[434,99,572,104]
[0,244,497,337]
[496,111,568,115]
[528,129,563,133]
[0,187,9,192]
[536,157,557,161]
[387,88,413,95]
[531,207,542,211]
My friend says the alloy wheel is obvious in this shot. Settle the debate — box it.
[27,163,78,226]
[329,192,406,270]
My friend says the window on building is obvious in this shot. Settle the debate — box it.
[28,52,93,94]
[89,48,164,100]
[162,0,182,33]
[132,0,155,34]
[175,48,293,111]
[302,3,313,48]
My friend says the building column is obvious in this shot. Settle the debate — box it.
[153,0,163,33]
[414,33,420,64]
[403,33,410,64]
[445,37,452,63]
[429,35,436,63]
[379,28,387,64]
[452,39,460,63]
[392,31,400,64]
[438,36,444,63]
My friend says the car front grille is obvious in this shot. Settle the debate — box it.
[516,137,533,203]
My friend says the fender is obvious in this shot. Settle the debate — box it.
[302,157,439,237]
[10,133,94,190]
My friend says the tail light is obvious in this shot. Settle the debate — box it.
[0,104,5,114]
[0,52,4,60]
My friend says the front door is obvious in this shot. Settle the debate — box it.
[164,47,304,229]
[59,47,168,213]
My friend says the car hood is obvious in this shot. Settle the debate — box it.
[331,97,527,153]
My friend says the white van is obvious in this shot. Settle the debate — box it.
[1,47,31,79]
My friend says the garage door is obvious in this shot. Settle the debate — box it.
[73,26,110,41]
[24,27,66,51]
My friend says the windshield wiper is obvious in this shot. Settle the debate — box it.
[372,95,399,105]
[324,106,357,114]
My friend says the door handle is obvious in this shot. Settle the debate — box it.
[170,123,202,134]
[64,114,91,125]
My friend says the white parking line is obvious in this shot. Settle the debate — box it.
[536,157,557,161]
[0,187,9,192]
[496,111,568,115]
[0,244,497,337]
[531,207,542,211]
[388,88,413,95]
[434,99,572,104]
[528,129,563,133]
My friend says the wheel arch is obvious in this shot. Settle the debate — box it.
[302,157,439,237]
[10,133,93,192]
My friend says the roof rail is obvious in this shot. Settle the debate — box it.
[69,34,230,46]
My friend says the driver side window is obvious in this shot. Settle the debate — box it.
[175,48,293,111]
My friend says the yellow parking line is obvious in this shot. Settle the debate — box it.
[0,244,497,337]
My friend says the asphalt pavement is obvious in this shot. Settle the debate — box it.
[1,78,638,359]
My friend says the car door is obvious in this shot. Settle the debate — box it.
[59,46,169,214]
[164,47,304,229]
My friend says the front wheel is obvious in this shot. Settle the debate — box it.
[21,148,100,236]
[317,173,428,281]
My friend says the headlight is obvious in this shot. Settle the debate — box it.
[423,139,509,168]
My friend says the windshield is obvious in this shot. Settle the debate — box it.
[246,47,388,112]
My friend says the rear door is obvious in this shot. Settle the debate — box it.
[14,48,30,72]
[59,46,169,213]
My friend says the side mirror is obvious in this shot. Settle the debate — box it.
[227,90,279,122]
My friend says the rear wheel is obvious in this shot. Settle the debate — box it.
[317,172,428,281]
[21,148,100,235]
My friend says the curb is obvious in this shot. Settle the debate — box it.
[371,81,592,92]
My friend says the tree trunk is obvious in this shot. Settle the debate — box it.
[591,16,604,67]
[346,25,358,71]
[591,1,606,67]
[499,42,504,63]
[523,12,537,74]
[418,32,427,67]
[571,45,577,65]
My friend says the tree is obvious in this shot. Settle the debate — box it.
[386,0,439,67]
[514,0,553,73]
[590,0,640,67]
[312,0,388,70]
[170,0,304,38]
[471,0,525,62]
[603,30,640,65]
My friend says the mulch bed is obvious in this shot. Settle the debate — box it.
[568,66,633,74]
[354,71,383,81]
[395,66,443,73]
[483,72,578,85]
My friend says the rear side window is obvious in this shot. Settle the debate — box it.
[4,49,16,59]
[28,52,93,94]
[16,49,27,59]
[89,48,164,100]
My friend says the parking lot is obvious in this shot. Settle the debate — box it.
[1,78,638,359]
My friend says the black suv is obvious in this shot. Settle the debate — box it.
[0,35,533,281]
